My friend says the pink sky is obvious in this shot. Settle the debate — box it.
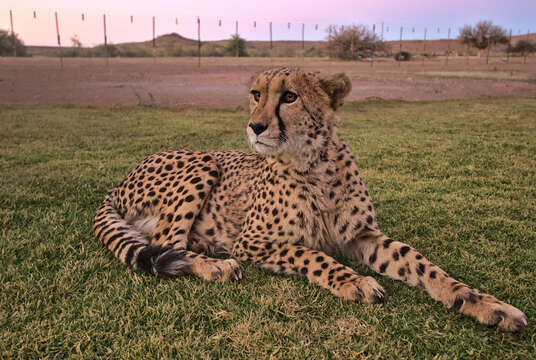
[1,0,534,46]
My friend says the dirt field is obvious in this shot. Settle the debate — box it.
[1,56,535,108]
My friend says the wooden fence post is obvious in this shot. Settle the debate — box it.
[55,12,63,68]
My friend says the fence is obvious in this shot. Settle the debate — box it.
[4,9,535,68]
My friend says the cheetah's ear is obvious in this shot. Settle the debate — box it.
[317,73,352,110]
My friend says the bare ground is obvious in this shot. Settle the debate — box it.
[1,57,535,108]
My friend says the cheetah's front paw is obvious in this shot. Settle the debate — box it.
[474,299,527,332]
[337,276,386,304]
[198,259,243,282]
[452,289,528,332]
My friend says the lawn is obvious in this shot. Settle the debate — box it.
[1,98,535,359]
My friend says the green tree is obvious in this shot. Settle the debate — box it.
[459,21,508,64]
[0,29,27,56]
[326,25,385,60]
[510,40,536,64]
[224,35,248,57]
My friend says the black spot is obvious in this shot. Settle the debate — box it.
[379,261,389,273]
[165,164,172,171]
[368,245,378,264]
[392,251,399,261]
[300,267,308,275]
[400,246,410,256]
[316,256,324,263]
[398,267,405,277]
[295,250,304,257]
[383,239,394,248]
[185,195,194,202]
[417,263,425,276]
[429,271,437,279]
[206,228,215,236]
[202,155,212,162]
[451,297,464,311]
[366,215,373,224]
[185,212,194,219]
[313,270,322,276]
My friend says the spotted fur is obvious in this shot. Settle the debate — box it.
[93,67,527,332]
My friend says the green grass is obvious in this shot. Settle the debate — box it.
[1,98,535,359]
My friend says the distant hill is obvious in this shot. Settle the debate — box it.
[121,33,199,48]
[26,32,536,57]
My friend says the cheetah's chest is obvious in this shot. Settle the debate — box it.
[252,172,342,254]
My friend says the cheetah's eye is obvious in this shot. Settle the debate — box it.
[282,91,298,104]
[250,90,261,102]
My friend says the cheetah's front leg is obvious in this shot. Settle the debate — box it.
[232,236,385,304]
[354,231,528,332]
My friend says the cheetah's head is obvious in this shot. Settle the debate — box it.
[247,68,351,168]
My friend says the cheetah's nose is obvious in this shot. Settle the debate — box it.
[249,123,268,135]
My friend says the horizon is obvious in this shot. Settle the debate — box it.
[1,0,534,47]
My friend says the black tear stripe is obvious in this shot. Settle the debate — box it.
[275,100,287,143]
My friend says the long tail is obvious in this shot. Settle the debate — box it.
[92,189,190,277]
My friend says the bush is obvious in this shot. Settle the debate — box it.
[0,29,27,56]
[510,40,536,55]
[394,51,412,61]
[510,40,536,63]
[201,44,224,57]
[181,47,200,57]
[459,21,508,51]
[327,24,385,60]
[224,35,248,57]
[59,48,91,57]
[272,47,297,58]
[248,47,271,57]
[303,46,325,57]
[119,46,152,58]
[90,44,119,57]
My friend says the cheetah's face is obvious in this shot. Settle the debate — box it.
[247,68,351,158]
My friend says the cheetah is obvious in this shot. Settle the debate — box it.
[93,67,527,332]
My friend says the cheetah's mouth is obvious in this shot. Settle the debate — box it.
[255,140,273,147]
[254,140,279,155]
